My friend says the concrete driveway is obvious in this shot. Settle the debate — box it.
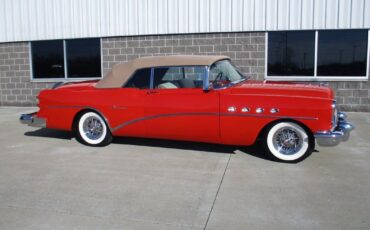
[0,107,369,230]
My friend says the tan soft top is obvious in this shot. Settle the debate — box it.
[96,55,229,88]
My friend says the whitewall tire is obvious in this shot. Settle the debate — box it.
[76,111,112,146]
[264,122,312,162]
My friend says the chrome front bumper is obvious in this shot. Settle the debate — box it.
[314,112,354,147]
[20,112,46,128]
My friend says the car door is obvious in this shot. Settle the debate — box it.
[109,68,151,137]
[144,66,220,142]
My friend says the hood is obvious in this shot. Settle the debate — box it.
[231,81,334,99]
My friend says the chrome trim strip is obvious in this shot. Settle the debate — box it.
[255,108,264,113]
[111,112,318,132]
[220,113,318,120]
[112,112,218,132]
[270,108,279,114]
[204,66,210,91]
[45,106,319,132]
[227,106,237,112]
[241,107,250,113]
[149,67,154,90]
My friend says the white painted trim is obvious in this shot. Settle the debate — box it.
[28,42,34,79]
[100,37,103,78]
[367,29,370,78]
[63,40,67,79]
[265,76,368,82]
[314,30,318,77]
[31,77,101,83]
[264,31,268,79]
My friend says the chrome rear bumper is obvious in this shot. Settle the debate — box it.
[314,112,354,147]
[20,113,46,128]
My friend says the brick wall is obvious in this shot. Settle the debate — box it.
[102,33,266,79]
[328,81,370,112]
[0,32,369,111]
[0,42,52,106]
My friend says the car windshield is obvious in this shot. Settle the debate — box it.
[209,60,248,89]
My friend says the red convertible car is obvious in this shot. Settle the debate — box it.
[21,55,354,162]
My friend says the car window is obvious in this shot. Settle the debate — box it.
[124,68,151,89]
[153,66,205,89]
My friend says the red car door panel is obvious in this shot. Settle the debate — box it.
[144,88,220,142]
[107,88,147,137]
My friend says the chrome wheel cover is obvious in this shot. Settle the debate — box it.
[272,127,303,155]
[82,116,104,140]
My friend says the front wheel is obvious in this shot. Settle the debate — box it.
[75,111,113,146]
[264,122,313,163]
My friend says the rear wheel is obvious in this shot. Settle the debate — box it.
[75,111,112,146]
[264,122,313,162]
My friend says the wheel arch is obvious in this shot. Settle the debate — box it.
[257,118,315,148]
[72,108,112,133]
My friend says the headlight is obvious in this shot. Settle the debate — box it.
[331,101,338,130]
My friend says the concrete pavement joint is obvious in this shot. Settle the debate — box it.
[203,153,232,230]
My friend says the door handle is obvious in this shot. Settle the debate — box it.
[147,90,158,94]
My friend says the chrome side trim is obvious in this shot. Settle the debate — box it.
[45,106,319,132]
[111,112,218,132]
[270,108,279,114]
[227,106,237,112]
[241,107,250,113]
[111,112,318,132]
[220,113,318,120]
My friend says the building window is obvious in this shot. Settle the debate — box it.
[268,31,315,76]
[31,38,101,80]
[317,30,368,77]
[66,39,101,78]
[31,40,65,79]
[267,29,369,80]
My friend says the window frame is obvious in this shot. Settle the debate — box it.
[151,65,207,90]
[122,67,152,89]
[30,38,103,82]
[265,30,370,81]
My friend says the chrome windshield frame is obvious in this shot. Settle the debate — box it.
[205,59,248,91]
[203,65,210,91]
